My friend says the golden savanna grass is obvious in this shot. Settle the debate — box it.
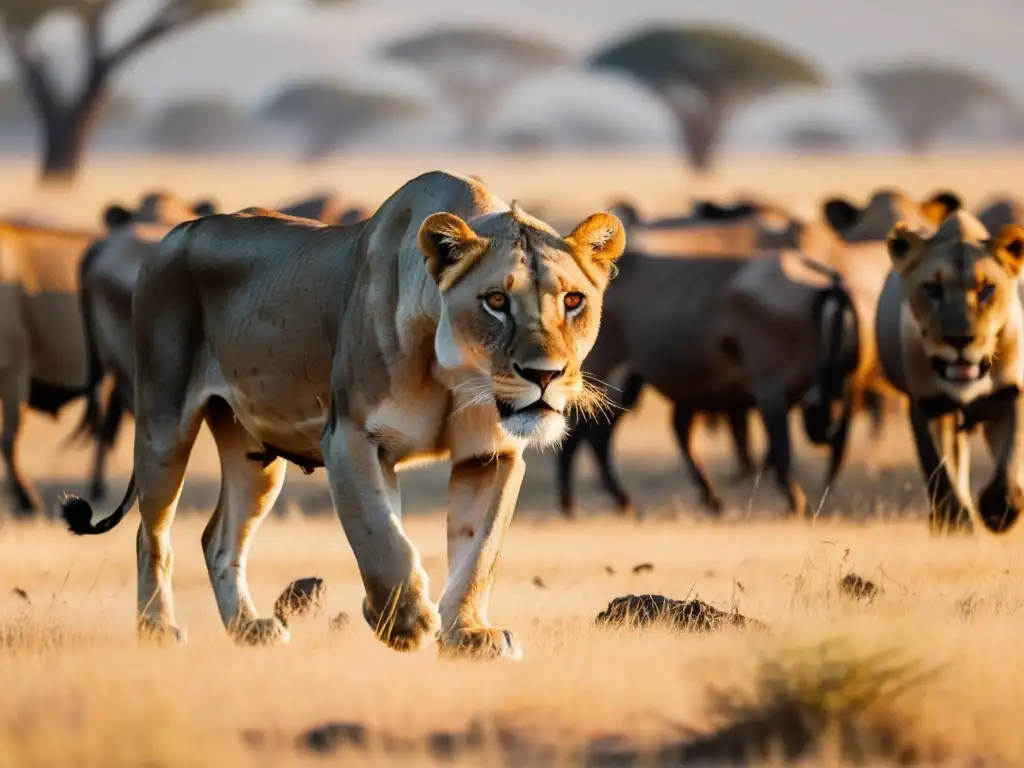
[2,152,1024,767]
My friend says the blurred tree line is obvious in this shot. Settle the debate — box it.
[0,1,1019,186]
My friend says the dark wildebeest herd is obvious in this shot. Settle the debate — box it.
[0,170,1020,659]
[1,183,1022,540]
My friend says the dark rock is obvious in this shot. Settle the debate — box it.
[595,594,767,632]
[273,577,326,627]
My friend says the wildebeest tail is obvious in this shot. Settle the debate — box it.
[618,372,645,411]
[66,238,108,446]
[803,269,859,446]
[62,470,138,535]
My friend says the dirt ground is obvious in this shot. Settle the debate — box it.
[1,152,1023,767]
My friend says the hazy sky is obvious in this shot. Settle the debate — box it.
[8,0,1021,146]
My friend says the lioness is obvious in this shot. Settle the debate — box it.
[875,210,1024,534]
[61,171,624,659]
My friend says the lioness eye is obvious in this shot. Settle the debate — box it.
[978,282,996,304]
[564,292,586,313]
[483,291,509,313]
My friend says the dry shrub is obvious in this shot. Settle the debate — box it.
[586,637,949,766]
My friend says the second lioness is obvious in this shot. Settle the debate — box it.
[61,170,624,660]
[876,210,1024,534]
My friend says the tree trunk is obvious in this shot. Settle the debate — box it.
[38,100,104,186]
[676,105,727,175]
[660,85,730,177]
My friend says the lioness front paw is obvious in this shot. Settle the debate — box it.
[362,593,440,652]
[438,626,523,661]
[978,478,1023,534]
[137,618,188,646]
[230,617,291,647]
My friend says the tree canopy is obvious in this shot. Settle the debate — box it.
[0,0,242,181]
[856,61,1017,153]
[258,79,426,161]
[377,25,567,147]
[587,24,824,172]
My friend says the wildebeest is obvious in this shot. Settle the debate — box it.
[0,219,104,515]
[556,189,962,520]
[74,193,220,503]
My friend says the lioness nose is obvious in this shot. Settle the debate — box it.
[514,364,565,390]
[943,335,975,352]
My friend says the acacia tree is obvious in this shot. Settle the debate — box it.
[0,0,244,184]
[856,62,1016,154]
[258,79,426,162]
[587,25,824,173]
[378,26,567,148]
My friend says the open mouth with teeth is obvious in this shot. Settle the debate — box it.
[931,357,992,383]
[496,400,561,419]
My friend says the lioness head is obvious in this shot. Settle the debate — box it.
[418,202,625,446]
[887,210,1024,393]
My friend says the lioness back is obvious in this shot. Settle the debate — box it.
[139,171,508,463]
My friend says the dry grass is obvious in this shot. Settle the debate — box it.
[2,151,1024,766]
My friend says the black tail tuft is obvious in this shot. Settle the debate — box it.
[62,496,98,535]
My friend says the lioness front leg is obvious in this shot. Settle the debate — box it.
[909,407,972,534]
[979,395,1024,533]
[322,419,440,652]
[438,450,526,661]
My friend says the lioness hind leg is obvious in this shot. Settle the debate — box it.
[202,398,289,645]
[134,406,204,644]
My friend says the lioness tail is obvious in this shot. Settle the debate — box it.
[61,471,138,535]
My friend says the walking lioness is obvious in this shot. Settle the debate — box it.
[876,210,1024,534]
[60,171,625,659]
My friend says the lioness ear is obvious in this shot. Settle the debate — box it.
[991,223,1024,278]
[823,197,860,234]
[418,212,489,291]
[921,190,962,227]
[886,221,925,274]
[565,212,626,277]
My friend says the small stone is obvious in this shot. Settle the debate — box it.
[273,577,326,627]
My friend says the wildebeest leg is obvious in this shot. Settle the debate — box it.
[556,419,587,519]
[864,388,887,439]
[823,389,854,493]
[671,405,724,514]
[88,382,127,502]
[725,408,756,484]
[587,420,635,517]
[0,370,43,517]
[202,397,290,645]
[755,389,807,517]
[910,407,972,534]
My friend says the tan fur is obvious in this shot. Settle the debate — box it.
[876,211,1024,534]
[69,170,624,659]
[0,221,98,514]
